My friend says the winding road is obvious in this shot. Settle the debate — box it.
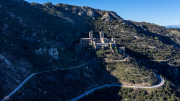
[1,64,86,101]
[70,73,164,101]
[1,54,165,101]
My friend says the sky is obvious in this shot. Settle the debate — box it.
[24,0,180,26]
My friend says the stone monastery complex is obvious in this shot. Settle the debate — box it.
[80,31,117,50]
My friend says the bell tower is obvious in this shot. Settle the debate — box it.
[99,31,104,43]
[89,31,93,39]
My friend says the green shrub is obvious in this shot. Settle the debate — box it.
[96,50,104,58]
[154,37,159,40]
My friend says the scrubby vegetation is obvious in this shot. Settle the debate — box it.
[91,17,180,60]
[90,15,180,86]
[108,63,158,86]
[96,48,126,61]
[10,56,159,100]
[0,0,92,72]
[10,62,118,101]
[1,0,180,100]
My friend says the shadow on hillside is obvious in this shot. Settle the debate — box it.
[10,49,123,101]
[1,1,119,100]
[0,75,4,99]
[144,31,179,47]
[67,50,124,100]
[128,21,180,48]
[125,47,180,86]
[78,86,122,101]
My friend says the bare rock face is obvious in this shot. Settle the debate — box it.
[72,8,77,14]
[36,47,59,60]
[43,2,53,8]
[55,3,124,21]
[78,10,85,16]
[48,48,59,60]
[87,10,94,17]
[0,54,32,96]
[36,48,43,55]
[109,11,122,20]
[77,7,94,17]
[101,11,122,21]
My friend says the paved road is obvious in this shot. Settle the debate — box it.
[1,54,130,101]
[140,59,180,62]
[70,73,164,101]
[1,64,86,101]
[1,54,164,101]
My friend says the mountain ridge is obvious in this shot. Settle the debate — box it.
[1,0,180,100]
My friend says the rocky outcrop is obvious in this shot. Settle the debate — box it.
[36,47,59,60]
[87,10,94,17]
[48,48,59,59]
[55,3,123,21]
[101,11,122,21]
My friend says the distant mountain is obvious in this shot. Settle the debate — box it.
[166,24,180,28]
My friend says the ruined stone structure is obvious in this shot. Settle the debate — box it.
[80,31,117,49]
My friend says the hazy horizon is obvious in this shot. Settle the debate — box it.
[166,24,180,28]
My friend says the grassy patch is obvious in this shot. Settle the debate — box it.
[107,62,158,86]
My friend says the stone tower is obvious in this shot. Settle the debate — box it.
[99,31,104,39]
[89,31,93,39]
[99,31,104,43]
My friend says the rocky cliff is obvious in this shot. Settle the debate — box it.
[55,3,123,21]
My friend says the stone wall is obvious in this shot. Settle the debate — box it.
[80,38,91,47]
[95,43,109,49]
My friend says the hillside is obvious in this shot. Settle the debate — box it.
[0,0,91,98]
[10,61,159,101]
[1,0,180,100]
[90,17,180,85]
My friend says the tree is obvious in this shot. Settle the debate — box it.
[154,37,159,40]
[110,44,112,49]
[96,50,104,58]
[114,47,118,53]
[133,28,137,33]
[102,46,104,51]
